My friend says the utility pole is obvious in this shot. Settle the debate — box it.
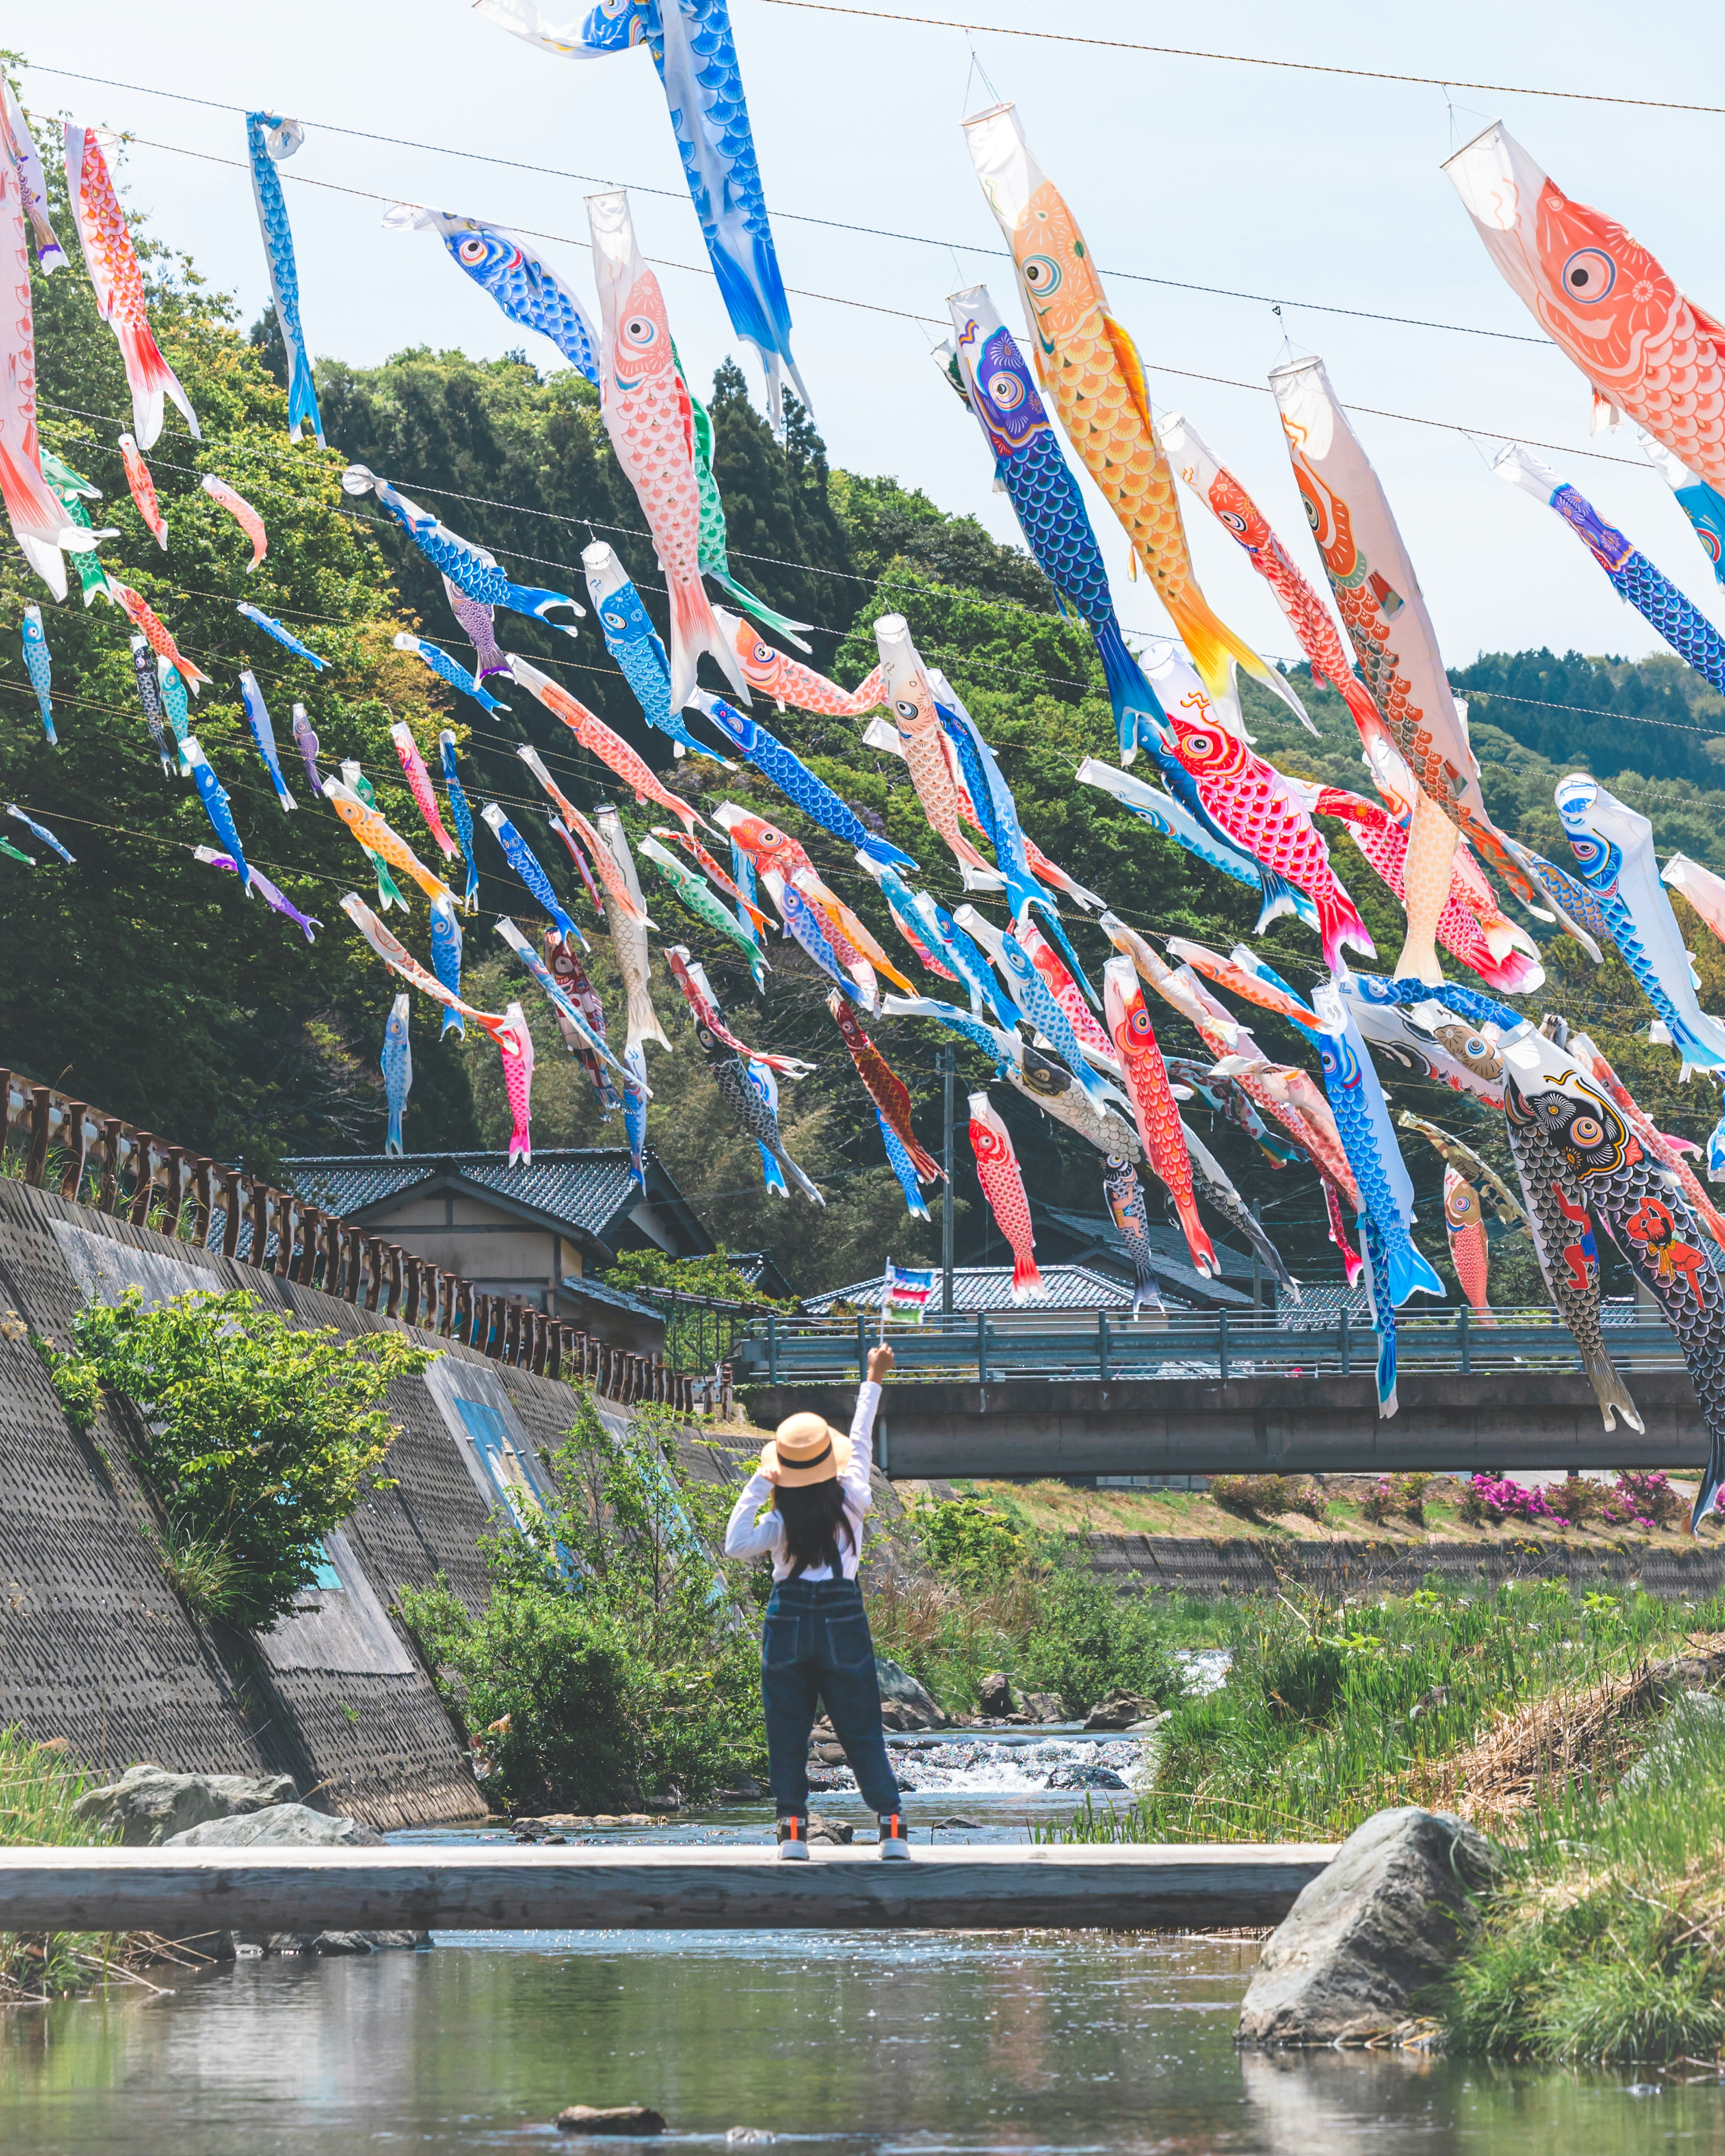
[941,1044,956,1320]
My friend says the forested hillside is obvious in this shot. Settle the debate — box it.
[8,151,1725,1298]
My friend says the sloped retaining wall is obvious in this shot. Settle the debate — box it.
[1085,1531,1725,1600]
[0,1177,733,1829]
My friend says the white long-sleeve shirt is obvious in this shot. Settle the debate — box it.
[723,1382,880,1582]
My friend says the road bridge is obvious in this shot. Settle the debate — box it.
[0,1843,1334,1935]
[732,1310,1705,1478]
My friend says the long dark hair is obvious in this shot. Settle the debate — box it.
[774,1480,855,1578]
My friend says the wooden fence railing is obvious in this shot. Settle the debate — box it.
[0,1070,709,1415]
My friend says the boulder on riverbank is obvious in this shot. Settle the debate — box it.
[73,1764,298,1846]
[875,1655,948,1729]
[1237,1806,1494,2047]
[165,1803,383,1848]
[1084,1691,1152,1731]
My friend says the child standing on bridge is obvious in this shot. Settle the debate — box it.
[724,1342,909,1861]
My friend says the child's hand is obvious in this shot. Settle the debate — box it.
[867,1343,895,1383]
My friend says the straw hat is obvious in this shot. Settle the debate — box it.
[761,1411,851,1488]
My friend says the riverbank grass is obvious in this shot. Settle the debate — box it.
[1040,1580,1718,1843]
[1442,1693,1725,2063]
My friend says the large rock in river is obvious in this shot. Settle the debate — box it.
[875,1654,948,1730]
[1237,1806,1493,2046]
[73,1763,298,1846]
[165,1803,383,1848]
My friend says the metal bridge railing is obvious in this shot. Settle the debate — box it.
[732,1305,1685,1387]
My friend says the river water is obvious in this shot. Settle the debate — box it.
[3,1728,1721,2154]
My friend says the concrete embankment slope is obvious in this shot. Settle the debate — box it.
[0,1177,756,1829]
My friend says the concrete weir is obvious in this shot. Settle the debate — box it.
[743,1372,1709,1480]
[0,1844,1336,1935]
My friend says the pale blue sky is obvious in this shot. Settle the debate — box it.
[22,2,1725,686]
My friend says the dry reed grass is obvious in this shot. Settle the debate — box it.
[1431,1665,1664,1830]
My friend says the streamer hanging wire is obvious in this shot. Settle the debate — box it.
[752,1,1725,117]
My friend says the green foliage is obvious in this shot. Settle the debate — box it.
[397,1394,763,1812]
[909,1494,1026,1584]
[1037,1579,1719,1845]
[49,1287,429,1628]
[604,1250,789,1308]
[869,1493,1185,1718]
[1442,1696,1725,2062]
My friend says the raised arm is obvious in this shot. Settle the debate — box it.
[838,1343,893,1515]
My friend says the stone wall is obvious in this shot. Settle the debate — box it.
[1084,1530,1725,1600]
[0,1177,730,1829]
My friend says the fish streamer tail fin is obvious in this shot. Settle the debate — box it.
[711,566,813,654]
[1384,1230,1445,1308]
[774,1145,826,1207]
[1160,581,1292,716]
[1316,883,1376,974]
[1579,1339,1643,1436]
[1010,1249,1046,1305]
[624,976,674,1056]
[1173,1193,1217,1279]
[386,1104,404,1157]
[115,322,200,448]
[1090,615,1163,765]
[668,574,750,711]
[1692,1441,1725,1534]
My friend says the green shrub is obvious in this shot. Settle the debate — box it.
[909,1495,1025,1583]
[1211,1473,1324,1521]
[398,1394,764,1813]
[42,1288,431,1629]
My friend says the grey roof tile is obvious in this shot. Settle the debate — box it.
[281,1149,659,1239]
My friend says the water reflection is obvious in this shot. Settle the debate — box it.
[3,1929,1721,2155]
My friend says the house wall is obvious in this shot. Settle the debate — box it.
[357,1191,579,1294]
[0,1177,660,1828]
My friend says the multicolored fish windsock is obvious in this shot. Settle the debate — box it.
[202,473,267,570]
[1555,771,1725,1072]
[582,540,733,764]
[964,102,1292,719]
[245,114,323,446]
[1270,353,1541,918]
[475,0,809,431]
[39,449,113,608]
[586,190,749,708]
[21,607,54,745]
[945,283,1162,759]
[1496,444,1725,705]
[394,632,510,716]
[238,600,327,671]
[681,363,811,646]
[509,653,708,832]
[240,671,295,809]
[0,78,63,271]
[341,893,516,1044]
[482,801,581,942]
[1641,434,1725,587]
[439,731,481,912]
[969,1090,1043,1303]
[381,993,413,1155]
[0,151,91,598]
[384,204,599,383]
[6,802,73,865]
[194,846,320,941]
[343,464,584,628]
[64,126,199,449]
[183,739,248,889]
[1445,121,1725,478]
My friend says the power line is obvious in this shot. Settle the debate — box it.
[751,1,1725,118]
[22,61,1556,350]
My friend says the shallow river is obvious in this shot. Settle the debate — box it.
[4,1727,1722,2154]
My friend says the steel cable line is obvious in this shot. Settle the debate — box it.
[24,61,1557,348]
[752,0,1725,117]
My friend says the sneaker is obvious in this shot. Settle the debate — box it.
[877,1812,911,1860]
[776,1816,810,1862]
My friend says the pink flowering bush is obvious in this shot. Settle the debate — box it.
[1460,1474,1561,1527]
